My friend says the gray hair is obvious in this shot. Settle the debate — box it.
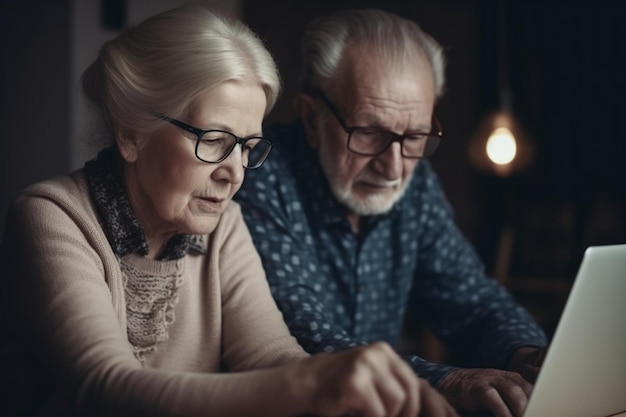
[82,3,281,145]
[299,8,446,99]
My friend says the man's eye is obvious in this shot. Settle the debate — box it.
[355,129,385,140]
[359,129,379,135]
[405,134,429,141]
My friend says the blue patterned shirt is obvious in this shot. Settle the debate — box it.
[235,122,547,385]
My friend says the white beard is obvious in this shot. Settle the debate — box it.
[329,171,411,216]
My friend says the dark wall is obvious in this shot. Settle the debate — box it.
[1,0,72,239]
[503,2,626,278]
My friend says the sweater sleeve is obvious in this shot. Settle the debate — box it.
[213,201,308,371]
[0,181,308,417]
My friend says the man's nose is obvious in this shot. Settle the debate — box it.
[373,141,403,180]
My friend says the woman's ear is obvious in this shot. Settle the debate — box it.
[116,129,139,162]
[294,93,320,149]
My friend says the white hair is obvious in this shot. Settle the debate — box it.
[82,3,281,145]
[299,8,446,98]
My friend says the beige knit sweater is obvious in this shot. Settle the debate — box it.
[0,171,308,416]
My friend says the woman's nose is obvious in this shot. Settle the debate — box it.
[212,144,245,184]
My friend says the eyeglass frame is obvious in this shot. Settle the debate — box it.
[310,89,443,158]
[160,116,272,169]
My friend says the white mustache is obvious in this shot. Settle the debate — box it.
[358,174,402,188]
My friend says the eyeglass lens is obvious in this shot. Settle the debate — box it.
[196,131,271,168]
[348,130,441,158]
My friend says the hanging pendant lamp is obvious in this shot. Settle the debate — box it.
[469,0,534,177]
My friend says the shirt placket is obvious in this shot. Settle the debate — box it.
[351,226,381,339]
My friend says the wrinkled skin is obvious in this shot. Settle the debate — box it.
[437,347,548,417]
[300,342,459,417]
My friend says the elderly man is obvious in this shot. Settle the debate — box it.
[235,8,547,417]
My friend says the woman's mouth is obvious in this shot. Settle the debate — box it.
[196,196,225,213]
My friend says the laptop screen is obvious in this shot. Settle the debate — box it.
[522,244,626,417]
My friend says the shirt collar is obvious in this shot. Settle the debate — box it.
[288,126,347,227]
[84,146,206,260]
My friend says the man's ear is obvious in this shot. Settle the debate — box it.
[116,129,139,162]
[294,93,320,148]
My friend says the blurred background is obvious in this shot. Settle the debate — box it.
[2,0,625,360]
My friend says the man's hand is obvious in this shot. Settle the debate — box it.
[506,346,548,383]
[436,368,533,417]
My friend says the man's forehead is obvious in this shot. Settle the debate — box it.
[336,67,434,122]
[337,47,435,97]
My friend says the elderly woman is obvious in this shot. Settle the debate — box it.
[0,4,457,417]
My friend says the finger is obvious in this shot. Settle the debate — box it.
[374,372,408,417]
[355,380,388,417]
[417,380,450,417]
[342,351,390,417]
[401,381,419,417]
[512,372,534,397]
[388,361,419,417]
[367,342,419,417]
[474,386,514,417]
[499,383,530,417]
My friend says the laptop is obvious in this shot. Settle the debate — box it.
[522,244,626,417]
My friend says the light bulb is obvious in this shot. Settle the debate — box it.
[486,126,517,165]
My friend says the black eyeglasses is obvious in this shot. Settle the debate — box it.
[312,89,443,158]
[161,116,272,169]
